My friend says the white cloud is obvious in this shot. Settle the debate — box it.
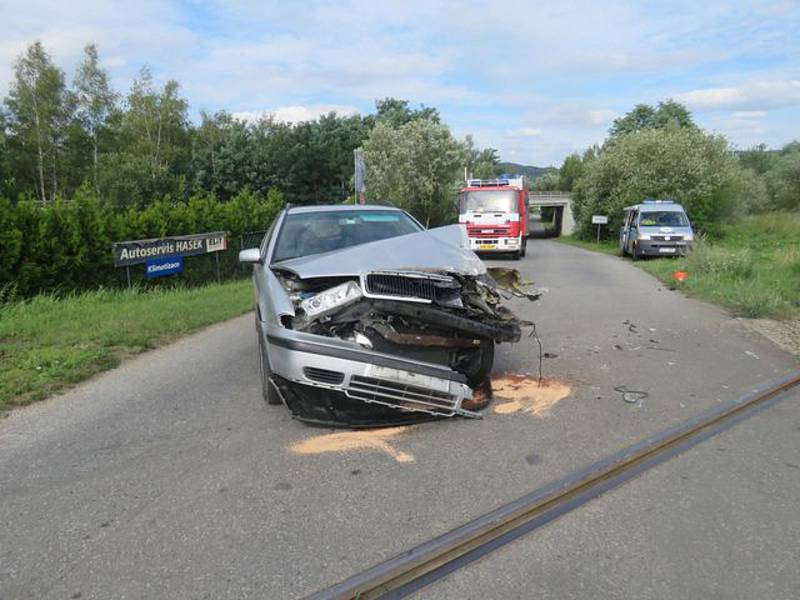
[508,127,543,137]
[586,109,618,126]
[675,80,800,111]
[233,104,360,123]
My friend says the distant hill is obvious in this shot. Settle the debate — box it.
[496,162,556,179]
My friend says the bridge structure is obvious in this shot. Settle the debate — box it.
[528,191,576,236]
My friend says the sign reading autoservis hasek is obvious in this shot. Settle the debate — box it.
[113,232,227,267]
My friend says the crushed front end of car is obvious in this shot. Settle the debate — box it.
[263,225,539,427]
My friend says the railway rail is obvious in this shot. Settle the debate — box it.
[306,367,800,600]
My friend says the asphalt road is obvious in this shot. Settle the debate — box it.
[1,240,798,600]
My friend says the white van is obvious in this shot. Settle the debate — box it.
[620,199,694,260]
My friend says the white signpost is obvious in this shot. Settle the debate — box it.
[592,215,608,243]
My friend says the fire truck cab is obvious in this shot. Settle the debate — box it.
[457,176,529,260]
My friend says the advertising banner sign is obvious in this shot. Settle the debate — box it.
[113,232,227,267]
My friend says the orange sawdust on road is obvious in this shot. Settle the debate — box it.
[492,375,571,417]
[290,426,415,463]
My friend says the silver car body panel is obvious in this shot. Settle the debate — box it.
[271,224,485,279]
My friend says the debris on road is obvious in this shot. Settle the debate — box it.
[290,427,415,463]
[614,385,649,405]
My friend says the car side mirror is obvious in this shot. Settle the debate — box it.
[239,248,262,264]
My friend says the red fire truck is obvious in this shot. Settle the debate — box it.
[457,176,529,259]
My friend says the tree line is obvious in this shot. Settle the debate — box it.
[0,41,501,296]
[533,100,800,235]
[0,42,499,214]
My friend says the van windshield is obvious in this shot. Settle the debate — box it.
[460,190,516,213]
[638,211,689,227]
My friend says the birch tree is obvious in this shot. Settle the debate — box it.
[4,42,70,204]
[74,44,117,193]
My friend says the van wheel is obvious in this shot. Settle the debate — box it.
[511,250,521,260]
[520,238,527,258]
[257,332,282,405]
[631,245,640,261]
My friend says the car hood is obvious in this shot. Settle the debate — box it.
[271,224,486,279]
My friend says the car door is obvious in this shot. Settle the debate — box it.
[626,210,639,253]
[620,210,632,252]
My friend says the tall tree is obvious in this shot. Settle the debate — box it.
[74,44,117,193]
[363,118,462,226]
[610,100,696,138]
[558,153,584,191]
[373,97,440,127]
[463,134,499,179]
[99,66,190,208]
[4,41,70,204]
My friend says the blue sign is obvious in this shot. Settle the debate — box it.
[145,255,184,279]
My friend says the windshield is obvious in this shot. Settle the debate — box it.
[460,190,517,213]
[272,210,422,262]
[638,211,689,227]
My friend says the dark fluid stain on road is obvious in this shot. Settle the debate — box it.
[492,375,572,417]
[524,452,542,465]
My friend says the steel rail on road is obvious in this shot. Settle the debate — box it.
[306,367,800,600]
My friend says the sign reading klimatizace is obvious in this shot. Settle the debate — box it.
[145,255,184,279]
[113,232,227,267]
[591,215,609,225]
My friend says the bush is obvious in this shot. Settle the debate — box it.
[0,188,284,297]
[573,127,751,236]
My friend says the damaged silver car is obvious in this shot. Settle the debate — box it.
[240,205,537,427]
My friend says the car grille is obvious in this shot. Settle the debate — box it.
[651,235,683,241]
[303,367,345,385]
[469,227,510,237]
[346,375,460,416]
[361,271,456,303]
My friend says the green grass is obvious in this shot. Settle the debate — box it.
[558,212,800,319]
[0,280,254,410]
[555,235,620,256]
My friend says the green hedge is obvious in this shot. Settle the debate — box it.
[0,187,284,297]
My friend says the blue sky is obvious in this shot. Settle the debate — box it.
[2,0,799,165]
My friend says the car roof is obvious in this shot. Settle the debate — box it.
[286,204,405,214]
[623,203,686,212]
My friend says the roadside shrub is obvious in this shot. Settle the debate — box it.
[0,188,284,297]
[573,127,750,236]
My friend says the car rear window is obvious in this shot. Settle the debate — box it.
[272,210,422,262]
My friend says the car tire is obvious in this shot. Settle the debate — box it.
[257,330,282,405]
[631,244,640,261]
[467,340,495,388]
[520,238,527,258]
[511,250,521,260]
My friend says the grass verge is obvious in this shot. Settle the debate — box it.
[558,212,800,319]
[555,236,620,256]
[0,279,254,410]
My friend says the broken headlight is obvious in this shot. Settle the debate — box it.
[300,281,362,320]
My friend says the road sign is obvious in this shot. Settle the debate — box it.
[145,255,184,279]
[592,215,608,224]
